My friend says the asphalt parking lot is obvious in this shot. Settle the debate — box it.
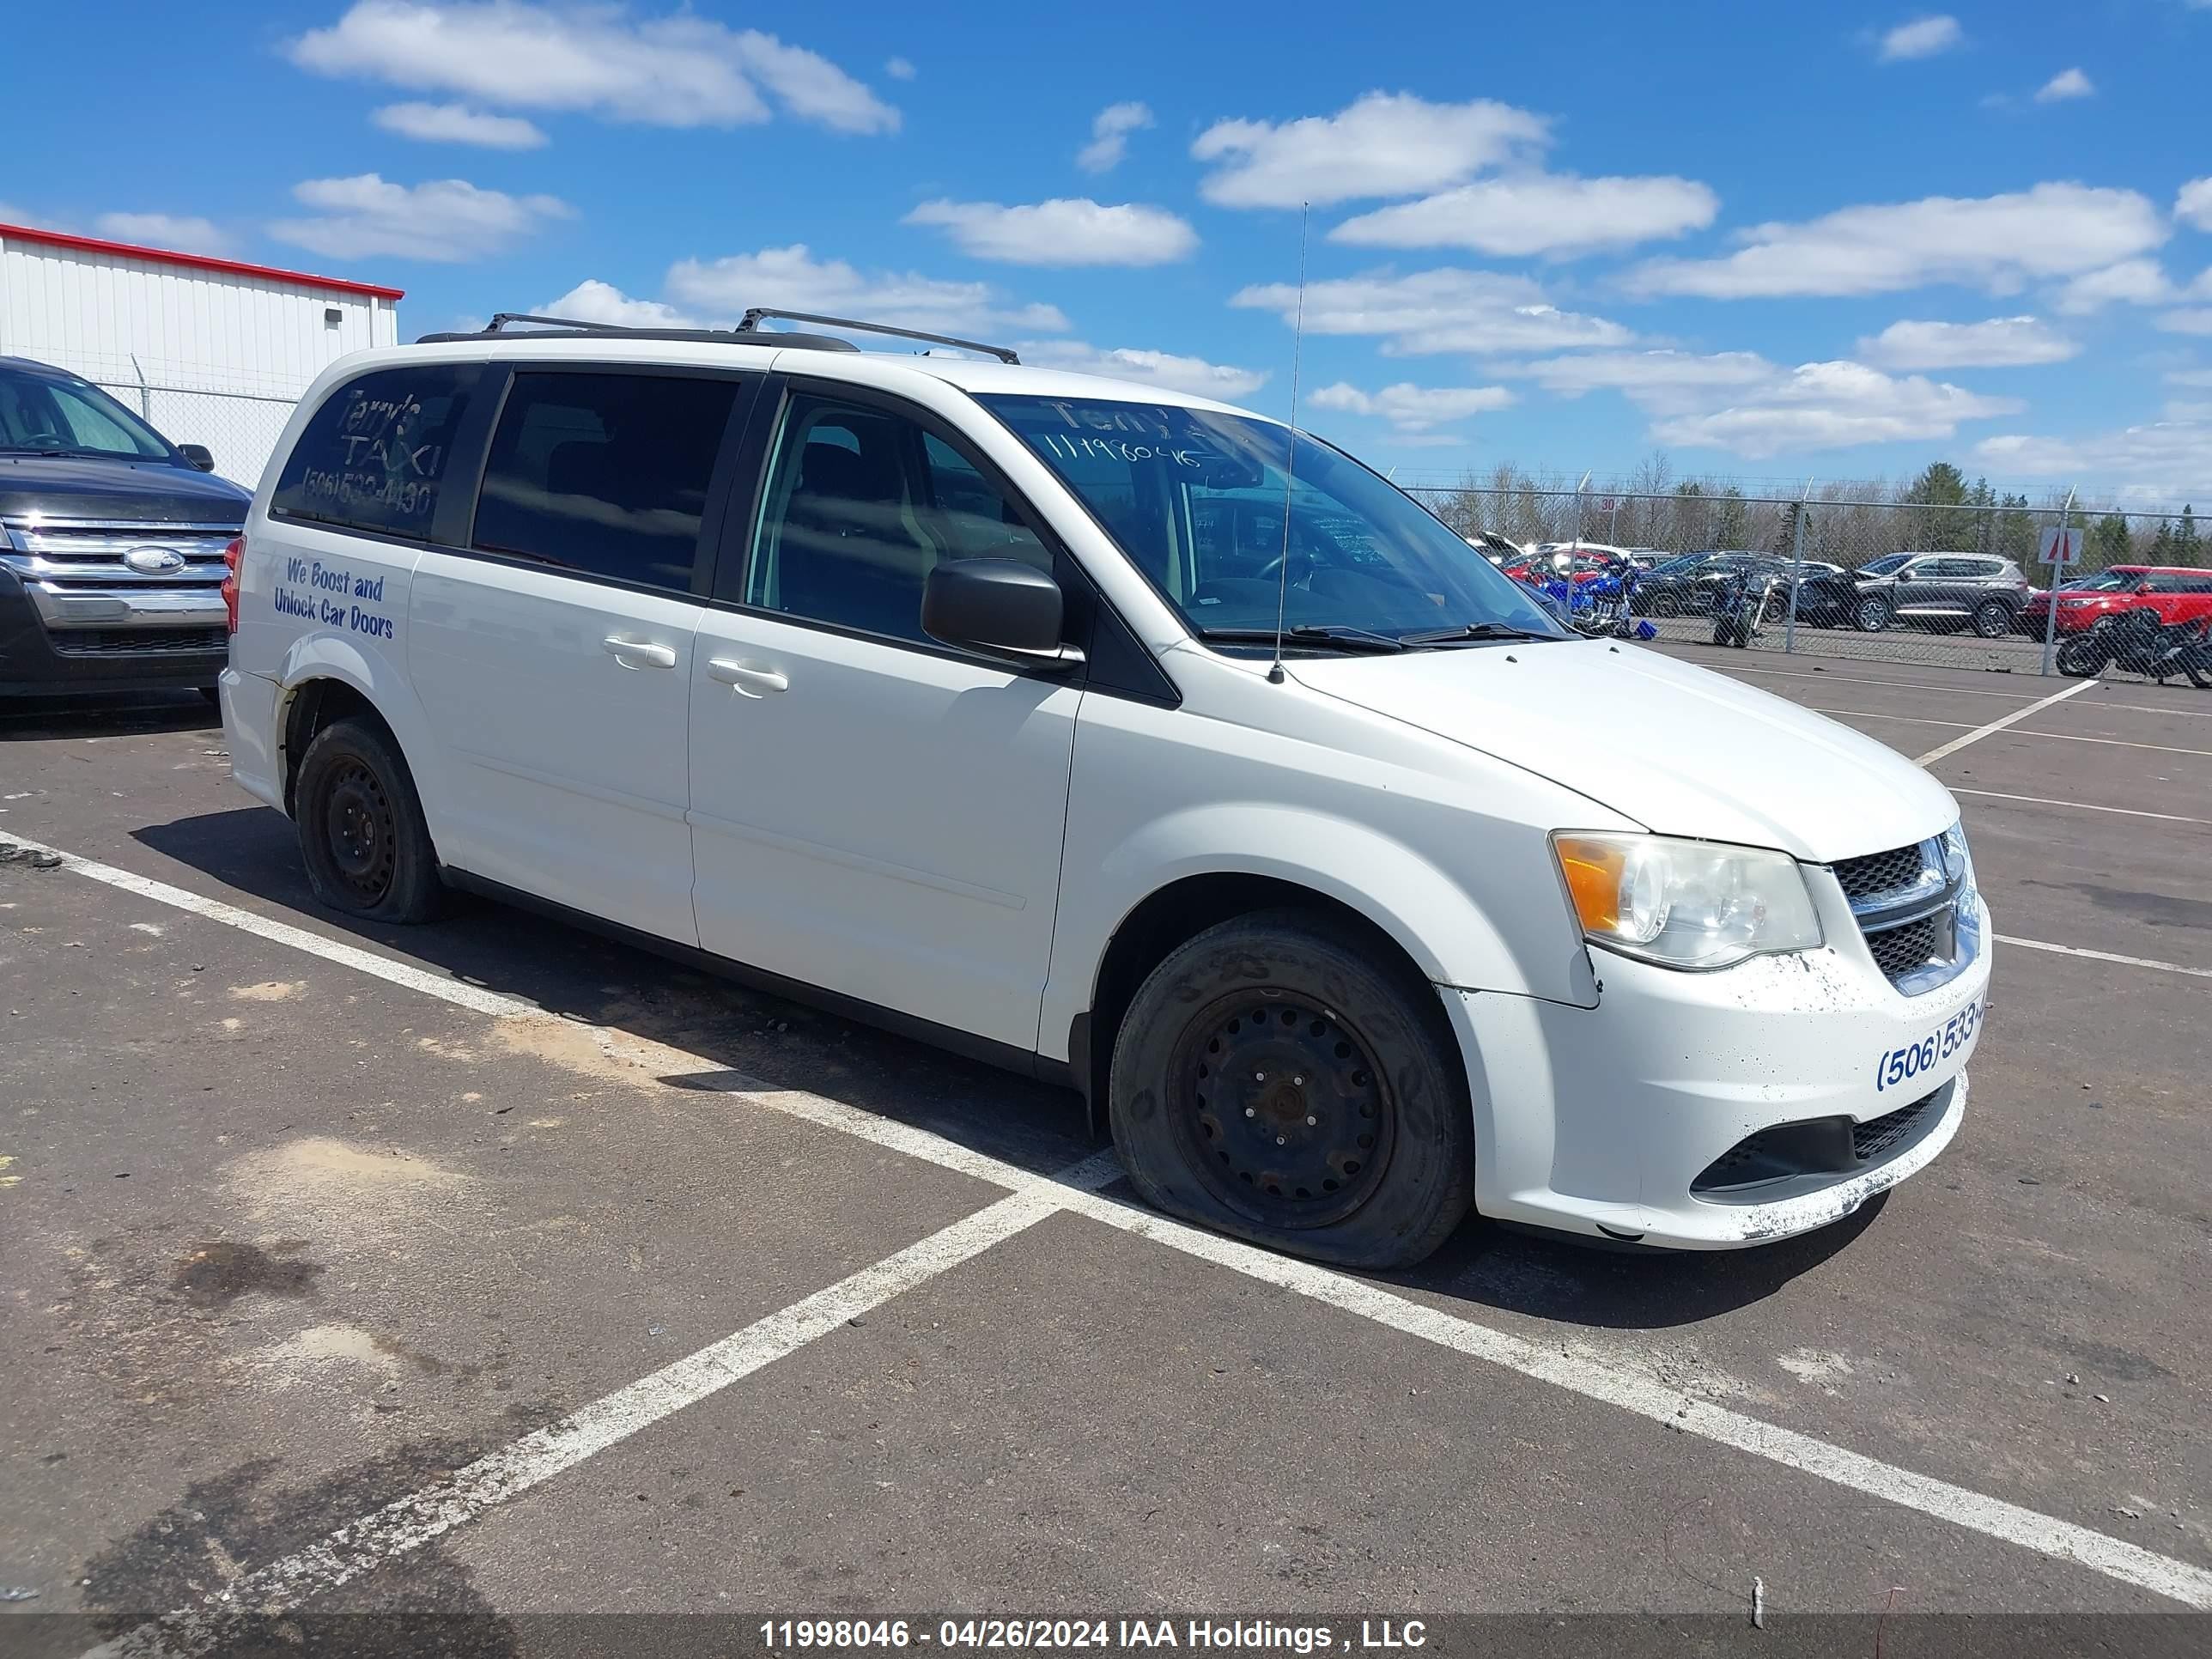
[3,648,2208,1656]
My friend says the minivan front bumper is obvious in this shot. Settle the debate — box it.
[1442,884,1991,1250]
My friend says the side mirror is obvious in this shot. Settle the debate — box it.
[921,558,1082,670]
[178,444,216,472]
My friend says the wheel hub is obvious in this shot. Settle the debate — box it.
[325,763,397,902]
[1181,997,1392,1228]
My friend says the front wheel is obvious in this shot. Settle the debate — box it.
[1855,596,1893,632]
[294,717,445,922]
[2055,637,2106,679]
[1108,912,1475,1268]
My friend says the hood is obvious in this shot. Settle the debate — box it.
[1290,640,1958,864]
[0,454,252,522]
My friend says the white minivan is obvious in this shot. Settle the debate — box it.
[221,312,1990,1267]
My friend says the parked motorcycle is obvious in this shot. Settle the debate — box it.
[2056,611,2212,687]
[1711,568,1787,648]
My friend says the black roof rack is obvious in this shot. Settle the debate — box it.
[416,309,1019,364]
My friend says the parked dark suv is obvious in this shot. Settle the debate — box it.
[1792,552,2030,637]
[1,356,250,698]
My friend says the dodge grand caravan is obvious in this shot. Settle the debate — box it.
[221,311,1990,1267]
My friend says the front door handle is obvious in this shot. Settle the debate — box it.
[603,635,678,671]
[707,657,789,696]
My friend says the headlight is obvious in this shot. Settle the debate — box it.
[1552,832,1823,970]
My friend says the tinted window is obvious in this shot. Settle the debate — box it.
[746,395,1048,644]
[472,370,740,592]
[273,366,479,540]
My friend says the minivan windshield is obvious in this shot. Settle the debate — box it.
[979,394,1567,649]
[0,365,174,460]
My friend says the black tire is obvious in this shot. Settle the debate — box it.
[1970,601,2012,640]
[1649,592,1681,619]
[2188,654,2212,691]
[2055,638,2105,679]
[293,716,444,922]
[1854,595,1893,633]
[1107,910,1475,1268]
[198,685,222,706]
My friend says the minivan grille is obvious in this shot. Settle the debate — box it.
[1834,842,1933,903]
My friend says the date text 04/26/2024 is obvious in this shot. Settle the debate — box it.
[757,1620,1429,1652]
[1875,998,1981,1095]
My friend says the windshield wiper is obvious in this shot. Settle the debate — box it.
[1396,621,1563,645]
[1194,624,1405,654]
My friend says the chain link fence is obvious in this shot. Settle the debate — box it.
[1407,483,2212,677]
[89,374,293,494]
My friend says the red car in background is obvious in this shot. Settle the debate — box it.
[2019,566,2212,635]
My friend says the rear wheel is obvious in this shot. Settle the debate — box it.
[1854,595,1893,632]
[294,717,444,922]
[1971,600,2013,640]
[1648,592,1681,619]
[1108,911,1474,1268]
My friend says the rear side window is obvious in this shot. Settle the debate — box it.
[273,365,479,540]
[471,370,742,592]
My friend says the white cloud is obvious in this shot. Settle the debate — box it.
[1878,15,1963,60]
[2179,178,2212,232]
[1330,173,1717,258]
[289,1,897,134]
[1974,423,2212,498]
[1077,101,1153,174]
[2167,368,2212,389]
[92,212,230,254]
[1856,315,2080,368]
[2055,257,2177,313]
[541,278,695,328]
[373,100,547,148]
[1649,361,2022,458]
[1308,381,1513,432]
[1231,267,1633,356]
[270,173,570,262]
[1019,341,1268,400]
[902,198,1197,267]
[1511,349,1779,407]
[1192,92,1547,209]
[2034,67,2095,103]
[884,57,915,82]
[1627,184,2167,299]
[2156,308,2212,336]
[664,245,1069,336]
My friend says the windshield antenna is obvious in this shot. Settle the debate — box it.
[1266,204,1310,686]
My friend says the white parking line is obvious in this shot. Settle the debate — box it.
[1709,659,2212,719]
[1994,934,2212,982]
[27,830,2212,1615]
[1820,707,2212,758]
[1054,1188,2212,1610]
[1953,788,2212,827]
[1913,678,2099,765]
[81,1173,1112,1659]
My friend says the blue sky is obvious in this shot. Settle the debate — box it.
[7,2,2212,501]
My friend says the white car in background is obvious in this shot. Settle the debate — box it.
[220,310,1988,1266]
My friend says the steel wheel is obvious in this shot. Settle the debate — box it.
[1173,994,1395,1230]
[322,760,398,906]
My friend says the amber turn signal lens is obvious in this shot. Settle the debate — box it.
[1554,836,1625,934]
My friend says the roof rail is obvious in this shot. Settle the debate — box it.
[738,309,1019,364]
[414,312,860,352]
[415,309,1020,364]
